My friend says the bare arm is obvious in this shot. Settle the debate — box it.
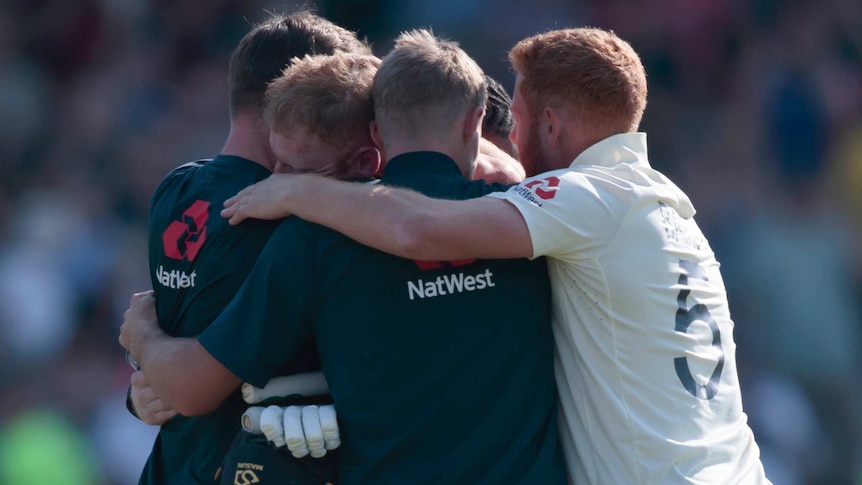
[474,138,524,184]
[221,174,534,261]
[119,292,241,417]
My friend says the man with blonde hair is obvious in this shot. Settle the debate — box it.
[221,27,772,484]
[122,29,566,484]
[126,11,372,485]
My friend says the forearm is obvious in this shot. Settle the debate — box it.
[477,138,523,182]
[281,175,434,258]
[137,334,239,416]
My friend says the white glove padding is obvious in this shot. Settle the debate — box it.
[241,372,329,404]
[283,404,342,458]
[241,406,265,434]
[301,406,326,458]
[283,406,309,458]
[319,405,341,450]
[247,404,341,458]
[259,405,286,448]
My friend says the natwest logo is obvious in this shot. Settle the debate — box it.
[163,200,209,261]
[523,176,560,200]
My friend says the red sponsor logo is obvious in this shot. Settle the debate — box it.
[523,176,560,200]
[163,200,209,261]
[413,259,476,270]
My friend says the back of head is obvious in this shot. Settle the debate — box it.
[509,28,647,138]
[228,11,371,117]
[264,52,378,170]
[372,29,487,145]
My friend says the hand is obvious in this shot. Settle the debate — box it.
[118,291,161,362]
[221,174,299,225]
[130,370,178,425]
[257,404,341,458]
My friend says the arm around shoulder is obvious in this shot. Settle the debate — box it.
[225,174,534,261]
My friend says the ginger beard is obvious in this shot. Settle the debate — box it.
[515,112,547,178]
[509,75,550,178]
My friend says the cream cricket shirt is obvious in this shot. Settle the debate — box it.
[488,133,771,485]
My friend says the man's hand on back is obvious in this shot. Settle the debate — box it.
[221,174,303,225]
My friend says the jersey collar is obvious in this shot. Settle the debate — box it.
[569,132,649,169]
[381,151,462,182]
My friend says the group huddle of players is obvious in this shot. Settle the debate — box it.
[118,9,773,485]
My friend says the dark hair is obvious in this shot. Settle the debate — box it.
[482,74,514,137]
[228,11,371,117]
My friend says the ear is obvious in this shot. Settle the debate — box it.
[370,121,384,151]
[344,146,382,180]
[462,106,485,142]
[544,107,564,147]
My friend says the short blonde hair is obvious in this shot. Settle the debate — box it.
[510,28,647,135]
[373,29,487,140]
[264,52,377,153]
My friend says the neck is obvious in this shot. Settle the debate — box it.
[557,127,613,169]
[383,136,473,178]
[220,111,276,172]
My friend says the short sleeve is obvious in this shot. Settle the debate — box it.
[485,170,618,260]
[198,219,316,388]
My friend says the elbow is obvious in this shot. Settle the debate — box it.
[390,211,437,260]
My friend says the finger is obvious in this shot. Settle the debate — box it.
[319,405,340,450]
[301,405,326,458]
[132,291,155,305]
[228,205,247,226]
[283,406,309,458]
[145,399,178,421]
[152,409,178,424]
[138,400,166,426]
[241,406,265,434]
[223,194,238,208]
[260,405,286,448]
[220,205,235,219]
[119,332,132,352]
[240,382,257,404]
[226,184,255,207]
[130,370,147,387]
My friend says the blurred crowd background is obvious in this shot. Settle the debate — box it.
[0,0,859,483]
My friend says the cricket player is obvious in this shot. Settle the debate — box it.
[133,12,371,485]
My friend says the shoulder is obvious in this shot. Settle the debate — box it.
[516,168,631,206]
[151,160,209,199]
[266,217,322,246]
[164,159,209,180]
[450,178,512,199]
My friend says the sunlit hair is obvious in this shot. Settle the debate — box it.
[509,27,647,135]
[228,10,371,117]
[264,52,378,166]
[372,29,487,141]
